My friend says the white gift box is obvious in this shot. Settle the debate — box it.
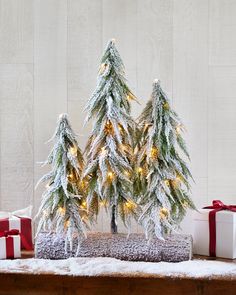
[193,209,236,259]
[0,235,21,259]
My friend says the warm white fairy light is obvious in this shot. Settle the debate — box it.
[160,207,169,219]
[137,167,143,174]
[100,199,107,207]
[107,171,114,180]
[58,207,66,215]
[100,147,107,156]
[80,201,87,209]
[164,179,169,186]
[176,125,182,135]
[69,146,77,156]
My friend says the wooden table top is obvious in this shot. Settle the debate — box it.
[0,251,235,295]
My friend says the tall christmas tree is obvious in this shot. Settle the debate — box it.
[84,39,139,234]
[138,79,195,239]
[35,114,88,249]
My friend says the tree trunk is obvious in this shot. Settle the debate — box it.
[111,205,117,234]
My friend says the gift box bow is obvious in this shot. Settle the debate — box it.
[203,200,236,257]
[0,229,32,250]
[0,229,20,238]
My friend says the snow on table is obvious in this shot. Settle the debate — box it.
[0,257,236,279]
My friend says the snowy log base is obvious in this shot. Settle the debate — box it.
[35,232,193,262]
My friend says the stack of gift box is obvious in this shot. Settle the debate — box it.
[0,206,33,259]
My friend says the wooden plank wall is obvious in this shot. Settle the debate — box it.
[0,0,235,235]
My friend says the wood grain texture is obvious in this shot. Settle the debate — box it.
[0,273,236,295]
[0,0,33,63]
[0,64,33,210]
[34,0,68,215]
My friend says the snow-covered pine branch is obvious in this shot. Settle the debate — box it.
[84,39,140,233]
[137,79,195,239]
[35,114,88,250]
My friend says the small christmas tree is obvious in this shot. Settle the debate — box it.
[35,114,88,249]
[138,79,195,239]
[84,39,139,234]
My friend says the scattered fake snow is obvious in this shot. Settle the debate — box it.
[0,257,236,279]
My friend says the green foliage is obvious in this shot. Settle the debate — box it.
[137,80,195,239]
[35,114,88,250]
[84,40,140,232]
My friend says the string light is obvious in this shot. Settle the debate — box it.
[125,200,136,211]
[120,144,126,152]
[150,147,159,159]
[163,102,169,110]
[124,170,130,177]
[65,220,70,228]
[67,173,74,181]
[107,171,114,180]
[164,180,169,186]
[58,207,66,215]
[160,208,169,219]
[137,167,143,174]
[176,125,182,135]
[69,146,77,156]
[104,121,114,135]
[80,201,87,209]
[99,63,107,74]
[100,200,107,207]
[172,175,182,188]
[100,147,107,156]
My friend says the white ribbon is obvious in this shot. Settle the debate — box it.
[0,205,32,219]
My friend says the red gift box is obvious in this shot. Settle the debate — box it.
[0,216,33,250]
[0,229,21,259]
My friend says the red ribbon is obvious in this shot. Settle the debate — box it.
[0,229,20,237]
[0,229,20,259]
[203,200,236,257]
[0,228,32,251]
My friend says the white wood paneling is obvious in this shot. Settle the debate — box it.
[0,0,33,63]
[208,0,236,206]
[67,0,102,150]
[209,66,236,99]
[0,64,33,210]
[34,0,68,213]
[137,0,173,102]
[173,0,208,183]
[208,97,236,199]
[209,0,236,65]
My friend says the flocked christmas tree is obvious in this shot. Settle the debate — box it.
[35,114,88,249]
[84,39,139,234]
[138,79,195,239]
